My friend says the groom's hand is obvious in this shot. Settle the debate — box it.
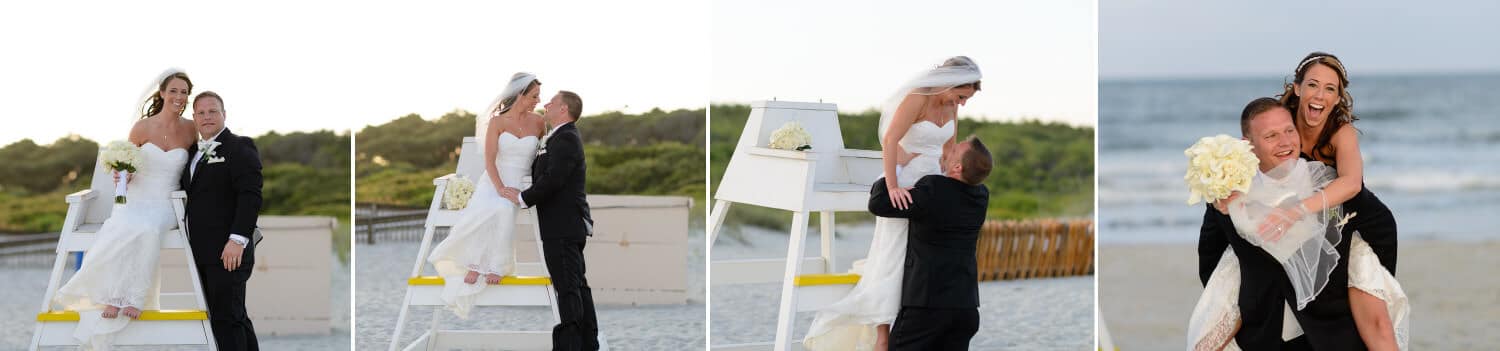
[1212,192,1242,214]
[221,241,245,271]
[499,187,521,205]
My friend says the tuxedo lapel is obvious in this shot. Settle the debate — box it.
[190,128,234,187]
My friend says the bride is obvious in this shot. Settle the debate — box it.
[804,56,981,351]
[53,69,197,349]
[426,72,545,319]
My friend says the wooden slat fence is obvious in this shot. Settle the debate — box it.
[976,219,1094,281]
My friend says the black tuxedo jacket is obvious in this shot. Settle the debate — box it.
[869,175,988,309]
[179,128,262,267]
[521,122,593,241]
[1200,203,1363,350]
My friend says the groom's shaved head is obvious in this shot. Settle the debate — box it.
[959,136,992,185]
[558,91,582,120]
[1240,97,1283,137]
[194,91,224,111]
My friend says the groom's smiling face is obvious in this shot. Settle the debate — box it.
[1245,107,1300,172]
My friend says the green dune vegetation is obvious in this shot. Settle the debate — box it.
[355,107,707,223]
[0,131,352,262]
[710,103,1093,239]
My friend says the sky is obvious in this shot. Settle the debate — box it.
[712,0,1097,126]
[0,0,708,145]
[1101,0,1500,79]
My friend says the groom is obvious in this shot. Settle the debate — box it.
[181,91,261,351]
[868,136,992,351]
[1198,97,1360,350]
[503,91,599,351]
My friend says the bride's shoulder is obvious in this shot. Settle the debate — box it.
[128,118,151,143]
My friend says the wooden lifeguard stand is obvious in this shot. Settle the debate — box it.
[387,136,608,351]
[709,101,884,350]
[30,147,216,350]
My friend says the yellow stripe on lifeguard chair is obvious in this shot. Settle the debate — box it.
[37,309,208,322]
[791,273,860,313]
[407,275,552,286]
[793,273,860,286]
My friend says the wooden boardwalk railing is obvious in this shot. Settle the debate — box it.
[976,219,1094,281]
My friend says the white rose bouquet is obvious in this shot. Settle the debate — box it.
[100,141,143,204]
[1183,134,1258,205]
[443,176,476,210]
[768,121,812,151]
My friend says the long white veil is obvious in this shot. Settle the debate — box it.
[1227,158,1345,310]
[876,56,982,145]
[474,72,538,153]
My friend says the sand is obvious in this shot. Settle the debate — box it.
[1098,240,1500,350]
[711,223,1095,350]
[353,230,707,350]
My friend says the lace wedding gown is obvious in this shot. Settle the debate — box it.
[427,132,539,319]
[1187,160,1409,351]
[804,120,953,350]
[53,143,187,350]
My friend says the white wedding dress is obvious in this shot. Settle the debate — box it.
[53,143,187,350]
[427,132,539,319]
[804,120,953,350]
[1187,160,1409,351]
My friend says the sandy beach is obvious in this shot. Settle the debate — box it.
[1098,240,1500,350]
[354,230,707,350]
[0,257,352,350]
[712,223,1095,350]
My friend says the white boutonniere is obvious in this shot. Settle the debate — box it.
[199,140,225,164]
[536,135,550,157]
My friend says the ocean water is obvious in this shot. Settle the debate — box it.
[1100,74,1500,243]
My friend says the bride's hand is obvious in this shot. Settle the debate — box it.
[888,185,914,210]
[1212,192,1242,214]
[1257,205,1307,243]
[111,172,134,185]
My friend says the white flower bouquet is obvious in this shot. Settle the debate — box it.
[100,141,142,204]
[768,121,812,151]
[443,176,476,210]
[1183,134,1258,205]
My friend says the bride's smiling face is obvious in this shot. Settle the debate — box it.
[516,85,542,114]
[942,86,978,106]
[1295,63,1341,130]
[161,78,191,116]
[1246,107,1301,171]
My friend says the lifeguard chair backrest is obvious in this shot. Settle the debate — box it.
[738,101,853,184]
[81,148,119,225]
[454,137,485,182]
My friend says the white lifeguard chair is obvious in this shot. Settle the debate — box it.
[387,136,607,351]
[709,101,884,350]
[30,147,216,350]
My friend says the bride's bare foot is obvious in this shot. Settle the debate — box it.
[101,305,120,319]
[485,273,503,284]
[121,306,142,319]
[464,270,480,284]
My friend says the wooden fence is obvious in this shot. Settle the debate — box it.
[355,203,432,244]
[976,219,1094,281]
